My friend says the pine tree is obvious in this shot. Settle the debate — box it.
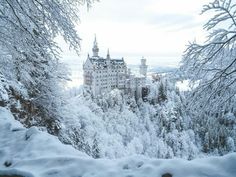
[158,81,167,103]
[92,137,100,159]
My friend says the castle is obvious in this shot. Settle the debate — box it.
[83,36,148,99]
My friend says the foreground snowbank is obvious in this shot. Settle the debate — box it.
[0,107,236,177]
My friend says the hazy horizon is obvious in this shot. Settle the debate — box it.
[60,0,210,87]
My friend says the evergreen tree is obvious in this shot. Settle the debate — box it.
[157,81,167,103]
[92,137,100,159]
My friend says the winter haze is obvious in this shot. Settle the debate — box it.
[60,0,208,86]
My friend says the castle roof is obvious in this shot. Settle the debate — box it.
[88,57,125,69]
[85,36,126,69]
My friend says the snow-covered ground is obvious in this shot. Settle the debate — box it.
[0,107,236,177]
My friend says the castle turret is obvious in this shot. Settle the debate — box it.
[139,57,148,77]
[92,35,99,57]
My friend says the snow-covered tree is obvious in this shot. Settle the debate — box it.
[59,75,200,159]
[157,81,167,104]
[180,0,236,115]
[0,72,9,107]
[0,0,94,132]
[180,0,236,154]
[91,135,100,159]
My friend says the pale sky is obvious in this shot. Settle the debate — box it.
[61,0,210,87]
[61,0,209,67]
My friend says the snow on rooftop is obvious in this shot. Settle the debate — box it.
[0,107,236,177]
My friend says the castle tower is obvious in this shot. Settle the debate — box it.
[106,49,111,66]
[92,35,99,57]
[139,57,148,77]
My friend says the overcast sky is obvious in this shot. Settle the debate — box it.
[61,0,210,67]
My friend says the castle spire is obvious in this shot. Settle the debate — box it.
[92,34,99,57]
[107,48,110,59]
[94,34,97,46]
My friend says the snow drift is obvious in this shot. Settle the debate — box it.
[0,107,236,177]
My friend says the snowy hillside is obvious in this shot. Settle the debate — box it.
[60,83,202,159]
[61,76,236,159]
[1,107,236,177]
